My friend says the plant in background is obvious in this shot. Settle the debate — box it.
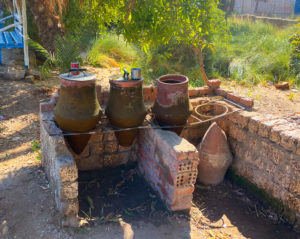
[87,34,142,68]
[29,35,81,79]
[289,21,300,77]
[55,35,82,71]
[118,0,228,85]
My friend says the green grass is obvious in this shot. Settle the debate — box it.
[87,34,143,70]
[213,17,299,86]
[84,19,298,88]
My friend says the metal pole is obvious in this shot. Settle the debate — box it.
[22,0,29,69]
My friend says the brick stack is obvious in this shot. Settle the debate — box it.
[137,128,199,211]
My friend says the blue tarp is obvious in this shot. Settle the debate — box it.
[295,0,300,15]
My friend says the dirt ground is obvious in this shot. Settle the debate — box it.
[221,80,300,118]
[1,72,300,239]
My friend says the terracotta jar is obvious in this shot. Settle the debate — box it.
[197,122,232,185]
[54,72,102,154]
[152,74,193,135]
[105,79,147,147]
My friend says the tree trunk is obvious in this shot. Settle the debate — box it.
[192,46,209,85]
[27,0,64,53]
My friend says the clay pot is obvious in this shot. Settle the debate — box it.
[152,74,193,135]
[105,79,147,147]
[197,122,232,185]
[54,73,102,154]
[195,103,228,121]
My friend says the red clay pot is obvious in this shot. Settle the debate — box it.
[152,74,193,135]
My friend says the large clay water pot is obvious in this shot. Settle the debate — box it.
[105,79,147,147]
[54,71,102,154]
[152,74,193,135]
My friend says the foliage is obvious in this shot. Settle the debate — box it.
[62,0,100,50]
[87,34,142,68]
[31,141,41,161]
[143,41,205,86]
[211,18,298,85]
[29,35,81,79]
[55,35,82,71]
[289,22,300,77]
[119,0,227,52]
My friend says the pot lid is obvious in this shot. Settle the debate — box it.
[59,72,95,81]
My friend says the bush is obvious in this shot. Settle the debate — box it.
[87,34,142,69]
[290,32,300,75]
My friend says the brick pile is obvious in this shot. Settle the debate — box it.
[137,128,199,210]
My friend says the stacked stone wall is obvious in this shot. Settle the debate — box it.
[224,110,300,228]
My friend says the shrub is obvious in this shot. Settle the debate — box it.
[87,34,142,68]
[289,32,300,75]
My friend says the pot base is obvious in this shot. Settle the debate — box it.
[115,128,138,147]
[65,134,91,155]
[154,118,186,136]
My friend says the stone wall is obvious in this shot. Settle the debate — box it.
[180,86,300,229]
[225,110,300,228]
[40,107,79,227]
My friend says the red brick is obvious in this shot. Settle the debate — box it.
[198,86,213,95]
[214,87,227,97]
[143,86,153,96]
[173,186,195,197]
[239,97,254,108]
[40,102,54,112]
[169,194,193,211]
[104,132,117,141]
[188,88,199,98]
[207,79,221,88]
[104,142,118,153]
[227,93,241,103]
[118,145,131,152]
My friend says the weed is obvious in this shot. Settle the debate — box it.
[288,92,298,101]
[31,141,41,161]
[5,153,10,159]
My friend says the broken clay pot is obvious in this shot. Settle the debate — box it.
[197,122,232,185]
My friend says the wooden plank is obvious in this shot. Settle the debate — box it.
[0,32,5,47]
[3,32,14,47]
[10,31,23,46]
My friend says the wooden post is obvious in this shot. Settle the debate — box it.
[22,0,29,69]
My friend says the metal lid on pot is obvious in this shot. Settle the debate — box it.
[59,68,95,81]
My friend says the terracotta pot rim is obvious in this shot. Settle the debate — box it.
[157,74,188,85]
[194,103,228,119]
[109,78,144,88]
